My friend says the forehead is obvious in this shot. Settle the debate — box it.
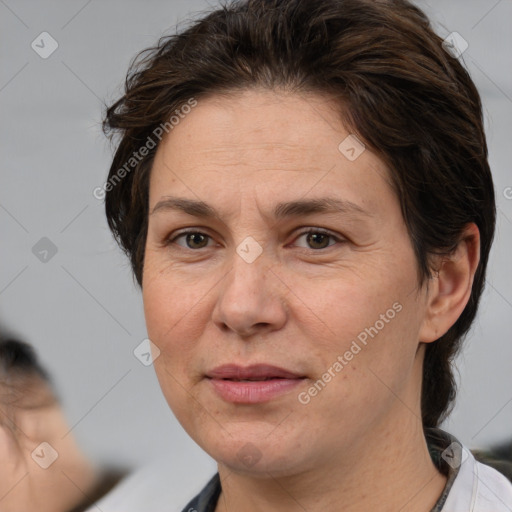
[157,89,352,164]
[149,89,394,218]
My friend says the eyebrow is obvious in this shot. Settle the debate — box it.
[150,196,372,220]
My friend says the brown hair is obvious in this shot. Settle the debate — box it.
[102,0,496,428]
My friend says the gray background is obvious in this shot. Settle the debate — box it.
[1,0,511,481]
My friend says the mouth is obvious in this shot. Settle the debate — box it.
[206,364,306,403]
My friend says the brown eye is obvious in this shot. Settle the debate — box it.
[306,232,331,249]
[171,231,212,249]
[185,233,209,249]
[294,229,342,250]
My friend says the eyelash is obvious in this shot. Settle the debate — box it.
[166,228,345,251]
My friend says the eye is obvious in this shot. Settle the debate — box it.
[169,230,214,250]
[292,228,343,250]
[166,228,343,251]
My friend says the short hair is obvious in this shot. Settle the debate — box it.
[0,337,53,416]
[0,338,50,382]
[102,0,496,428]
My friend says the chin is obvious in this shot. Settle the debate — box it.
[222,450,312,479]
[196,426,309,477]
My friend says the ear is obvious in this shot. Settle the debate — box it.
[419,223,481,343]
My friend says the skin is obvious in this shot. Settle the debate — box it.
[142,88,480,511]
[0,375,99,512]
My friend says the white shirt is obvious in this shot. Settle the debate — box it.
[441,447,512,511]
[87,431,512,511]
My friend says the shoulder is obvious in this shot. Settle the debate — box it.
[84,453,217,512]
[443,448,512,511]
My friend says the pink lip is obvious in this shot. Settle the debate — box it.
[206,364,306,404]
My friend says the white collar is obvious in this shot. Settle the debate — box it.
[442,443,512,511]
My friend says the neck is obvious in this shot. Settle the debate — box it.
[214,409,447,512]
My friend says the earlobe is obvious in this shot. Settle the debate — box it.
[419,223,480,344]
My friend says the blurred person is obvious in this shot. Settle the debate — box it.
[0,335,124,512]
[99,0,512,510]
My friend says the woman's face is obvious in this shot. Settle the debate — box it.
[143,89,431,476]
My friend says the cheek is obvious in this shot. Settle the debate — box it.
[142,259,216,403]
[294,269,422,401]
[143,289,205,374]
[316,296,423,413]
[144,274,207,421]
[273,263,405,350]
[143,254,206,342]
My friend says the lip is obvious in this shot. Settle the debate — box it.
[206,364,306,404]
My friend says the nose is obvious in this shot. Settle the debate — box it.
[211,248,288,338]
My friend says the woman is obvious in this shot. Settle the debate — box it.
[101,0,512,510]
[0,336,125,512]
